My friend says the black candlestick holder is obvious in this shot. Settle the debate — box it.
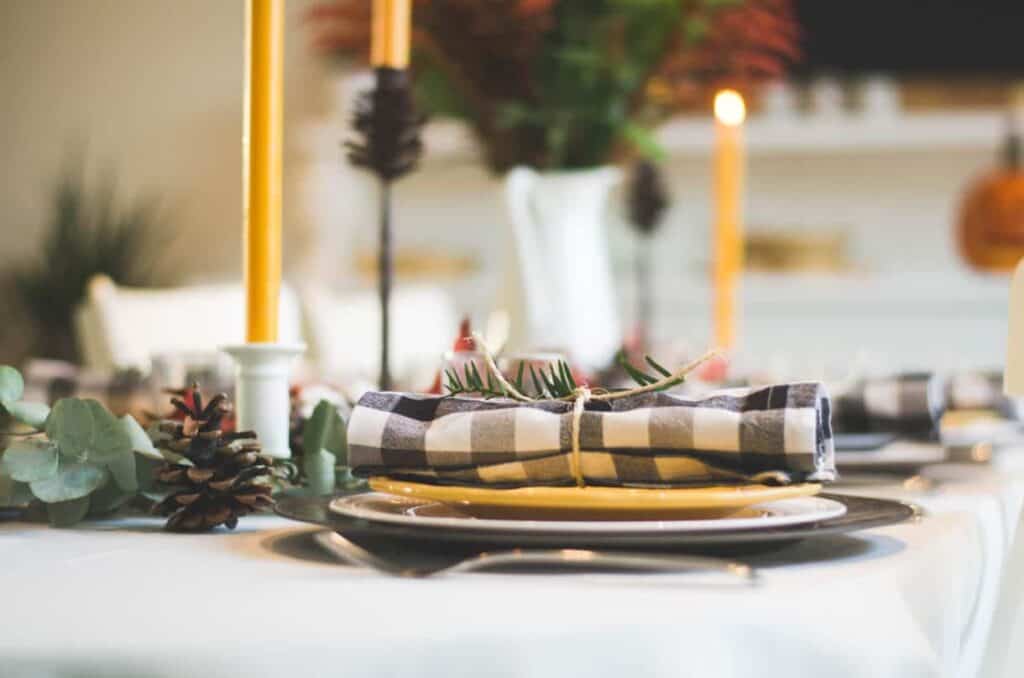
[346,67,426,390]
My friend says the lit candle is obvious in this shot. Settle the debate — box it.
[712,89,746,351]
[244,0,284,343]
[371,0,411,69]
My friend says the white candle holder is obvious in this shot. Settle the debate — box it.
[222,342,306,459]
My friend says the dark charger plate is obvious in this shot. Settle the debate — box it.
[275,490,919,556]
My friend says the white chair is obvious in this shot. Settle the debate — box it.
[74,275,303,372]
[300,284,457,391]
[75,276,458,390]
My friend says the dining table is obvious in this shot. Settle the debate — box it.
[3,440,1024,678]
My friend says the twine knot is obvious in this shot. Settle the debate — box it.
[570,386,593,487]
[469,333,719,489]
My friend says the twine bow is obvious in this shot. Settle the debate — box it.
[470,334,719,487]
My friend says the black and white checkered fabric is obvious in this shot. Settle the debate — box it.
[832,373,947,438]
[348,383,836,488]
[801,370,1022,441]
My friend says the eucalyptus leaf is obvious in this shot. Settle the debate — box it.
[303,448,337,496]
[145,421,171,446]
[85,400,132,463]
[0,474,34,506]
[88,481,133,516]
[45,496,91,527]
[5,401,51,430]
[106,451,138,493]
[30,462,107,503]
[0,365,24,404]
[1,439,59,482]
[46,398,95,462]
[119,414,159,458]
[134,454,163,493]
[159,449,193,466]
[141,489,171,504]
[302,402,330,457]
[335,467,364,491]
[303,400,348,461]
[327,415,348,460]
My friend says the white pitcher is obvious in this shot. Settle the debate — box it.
[501,165,622,370]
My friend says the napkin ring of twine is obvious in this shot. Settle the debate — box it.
[471,334,719,488]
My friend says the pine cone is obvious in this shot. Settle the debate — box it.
[153,387,275,532]
[345,68,426,182]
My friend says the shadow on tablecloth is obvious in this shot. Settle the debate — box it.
[745,533,905,568]
[261,527,904,573]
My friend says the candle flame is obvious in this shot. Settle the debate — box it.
[714,89,746,127]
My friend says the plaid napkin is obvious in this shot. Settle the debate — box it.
[832,373,946,438]
[833,370,1022,439]
[348,382,836,488]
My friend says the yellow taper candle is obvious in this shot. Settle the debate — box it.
[371,0,411,68]
[244,0,284,343]
[712,89,746,351]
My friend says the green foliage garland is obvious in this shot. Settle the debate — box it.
[0,365,356,526]
[0,365,163,526]
[301,400,354,496]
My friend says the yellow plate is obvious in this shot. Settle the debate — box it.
[942,409,1001,428]
[368,477,821,517]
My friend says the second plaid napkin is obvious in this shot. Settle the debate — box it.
[833,370,1021,439]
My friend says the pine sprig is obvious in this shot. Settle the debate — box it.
[616,350,689,391]
[645,355,673,378]
[445,358,580,399]
[444,362,507,399]
[444,351,688,400]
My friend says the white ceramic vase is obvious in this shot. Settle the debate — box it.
[501,165,622,370]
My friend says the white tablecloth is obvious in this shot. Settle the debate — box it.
[4,446,1024,678]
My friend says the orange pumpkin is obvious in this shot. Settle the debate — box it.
[958,136,1024,271]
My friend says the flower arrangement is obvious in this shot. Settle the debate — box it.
[307,0,800,172]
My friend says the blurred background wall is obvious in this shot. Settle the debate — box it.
[0,0,330,363]
[0,0,1017,374]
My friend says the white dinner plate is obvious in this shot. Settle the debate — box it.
[330,492,847,535]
